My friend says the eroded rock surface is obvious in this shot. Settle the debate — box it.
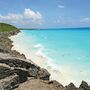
[16,79,64,90]
[0,53,50,90]
[0,74,19,90]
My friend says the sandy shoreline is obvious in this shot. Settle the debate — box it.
[9,31,90,86]
[9,32,70,86]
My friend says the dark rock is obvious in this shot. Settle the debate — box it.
[49,80,64,90]
[0,53,51,88]
[0,65,15,79]
[0,74,19,90]
[79,81,90,90]
[65,83,77,90]
[37,68,50,80]
[15,68,29,83]
[0,53,39,70]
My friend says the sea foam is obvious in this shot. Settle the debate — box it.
[10,29,90,86]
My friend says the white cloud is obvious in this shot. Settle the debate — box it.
[0,8,43,25]
[58,5,65,8]
[24,8,43,24]
[80,18,90,23]
[0,13,23,20]
[24,8,42,20]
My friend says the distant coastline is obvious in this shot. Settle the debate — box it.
[19,27,90,31]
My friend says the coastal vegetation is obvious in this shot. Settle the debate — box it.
[0,23,19,32]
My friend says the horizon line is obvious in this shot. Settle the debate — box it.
[19,27,90,30]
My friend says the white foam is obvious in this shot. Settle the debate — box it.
[10,32,90,87]
[34,44,43,48]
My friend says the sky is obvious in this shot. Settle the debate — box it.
[0,0,90,28]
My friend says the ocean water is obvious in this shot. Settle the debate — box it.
[10,28,90,86]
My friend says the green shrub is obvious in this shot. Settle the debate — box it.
[0,23,18,32]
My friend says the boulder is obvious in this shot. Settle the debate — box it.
[0,53,50,83]
[16,79,63,90]
[0,53,40,70]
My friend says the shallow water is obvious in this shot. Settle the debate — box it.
[10,28,90,86]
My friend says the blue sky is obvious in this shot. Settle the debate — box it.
[0,0,90,28]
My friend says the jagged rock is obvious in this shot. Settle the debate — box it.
[9,50,26,59]
[37,68,50,80]
[0,74,19,90]
[0,53,39,70]
[0,65,14,79]
[48,80,64,90]
[0,52,50,82]
[65,83,77,90]
[0,31,26,59]
[28,67,39,77]
[0,35,13,49]
[79,81,90,90]
[0,63,29,84]
[15,68,29,83]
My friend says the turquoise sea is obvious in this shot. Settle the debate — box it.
[10,28,90,86]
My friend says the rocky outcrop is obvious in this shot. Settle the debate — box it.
[0,53,50,90]
[0,30,90,90]
[0,31,26,59]
[16,79,90,90]
[0,30,20,37]
[65,83,77,90]
[79,81,90,90]
[0,53,50,77]
[37,68,50,80]
[16,79,64,90]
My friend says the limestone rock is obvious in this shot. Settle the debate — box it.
[0,53,50,86]
[16,79,63,90]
